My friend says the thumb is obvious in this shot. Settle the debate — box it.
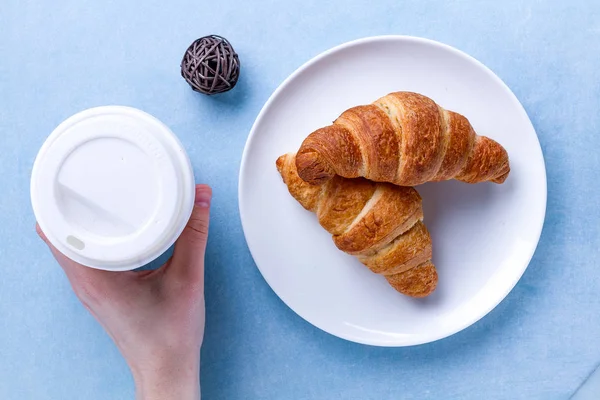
[171,184,212,279]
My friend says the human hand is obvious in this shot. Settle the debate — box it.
[36,184,212,400]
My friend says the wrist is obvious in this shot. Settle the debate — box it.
[131,357,200,400]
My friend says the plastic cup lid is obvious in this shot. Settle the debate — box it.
[31,106,195,271]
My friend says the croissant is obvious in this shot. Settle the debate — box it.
[276,153,437,298]
[296,91,510,187]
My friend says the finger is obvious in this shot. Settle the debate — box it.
[36,223,79,273]
[171,184,212,281]
[36,223,49,244]
[36,223,115,302]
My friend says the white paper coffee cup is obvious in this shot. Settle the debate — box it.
[31,106,195,271]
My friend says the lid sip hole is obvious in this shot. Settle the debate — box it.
[66,235,85,250]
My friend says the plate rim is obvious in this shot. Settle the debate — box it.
[238,34,548,347]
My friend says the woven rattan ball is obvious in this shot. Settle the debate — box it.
[180,35,240,95]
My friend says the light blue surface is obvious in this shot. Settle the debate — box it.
[0,1,598,399]
[572,364,600,400]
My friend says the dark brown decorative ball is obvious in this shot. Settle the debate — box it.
[180,35,240,95]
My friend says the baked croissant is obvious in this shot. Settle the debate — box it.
[276,152,437,298]
[296,91,510,187]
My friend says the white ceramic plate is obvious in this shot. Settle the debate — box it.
[239,36,546,346]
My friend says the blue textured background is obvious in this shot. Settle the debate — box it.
[1,1,598,399]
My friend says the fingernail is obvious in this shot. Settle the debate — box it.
[195,189,212,208]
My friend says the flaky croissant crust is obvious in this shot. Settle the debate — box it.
[277,153,437,298]
[296,91,509,187]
